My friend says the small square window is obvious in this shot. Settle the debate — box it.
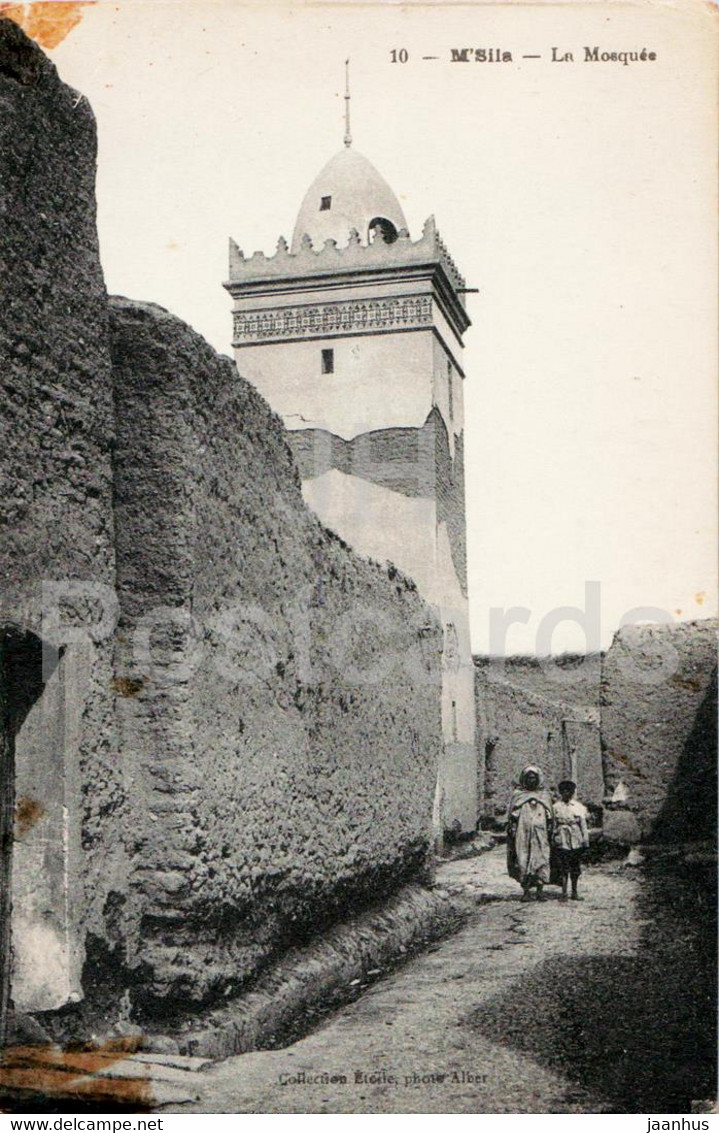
[320,195,332,211]
[321,348,334,374]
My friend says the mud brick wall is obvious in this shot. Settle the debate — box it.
[0,19,114,621]
[474,655,603,822]
[0,20,123,1011]
[110,299,443,1010]
[600,620,717,841]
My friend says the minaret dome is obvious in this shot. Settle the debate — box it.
[290,148,408,253]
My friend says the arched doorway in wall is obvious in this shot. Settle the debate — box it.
[0,628,77,1047]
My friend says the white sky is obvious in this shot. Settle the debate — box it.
[49,0,718,654]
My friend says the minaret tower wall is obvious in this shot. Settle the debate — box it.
[225,149,479,836]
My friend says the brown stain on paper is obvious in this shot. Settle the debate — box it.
[670,674,703,693]
[14,795,44,837]
[0,2,94,49]
[0,1040,152,1110]
[111,675,144,698]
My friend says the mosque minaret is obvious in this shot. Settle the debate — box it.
[225,72,478,836]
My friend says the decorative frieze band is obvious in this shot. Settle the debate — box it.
[232,295,433,345]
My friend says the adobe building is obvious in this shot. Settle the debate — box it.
[474,655,603,826]
[225,108,478,837]
[475,626,718,843]
[600,619,717,843]
[0,18,119,1032]
[0,21,444,1042]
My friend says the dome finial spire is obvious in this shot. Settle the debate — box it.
[344,59,352,149]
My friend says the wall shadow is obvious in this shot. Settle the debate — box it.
[651,666,717,844]
[466,858,716,1112]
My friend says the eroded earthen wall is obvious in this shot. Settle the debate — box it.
[109,299,443,1009]
[600,620,717,841]
[474,656,603,823]
[0,20,122,1013]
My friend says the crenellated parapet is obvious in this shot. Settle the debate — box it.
[433,229,465,295]
[227,215,467,298]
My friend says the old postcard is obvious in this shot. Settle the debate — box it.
[0,0,716,1118]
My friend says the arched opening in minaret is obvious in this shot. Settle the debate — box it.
[368,217,398,245]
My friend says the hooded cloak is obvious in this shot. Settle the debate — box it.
[507,764,553,887]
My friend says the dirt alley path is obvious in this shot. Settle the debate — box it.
[173,845,715,1114]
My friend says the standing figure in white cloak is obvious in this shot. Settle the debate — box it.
[506,765,553,901]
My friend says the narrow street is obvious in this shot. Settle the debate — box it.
[173,845,716,1114]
